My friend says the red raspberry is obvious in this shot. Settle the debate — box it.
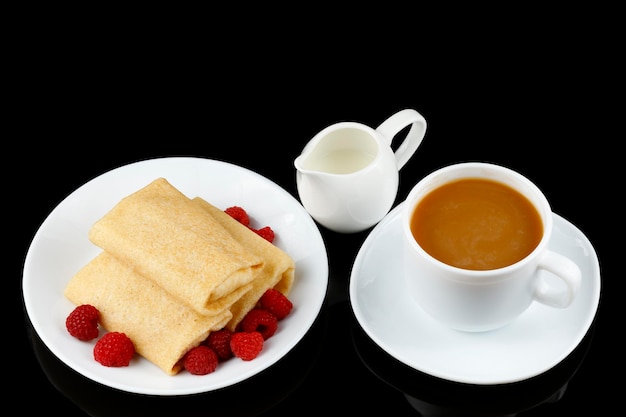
[230,331,264,361]
[93,332,135,367]
[259,288,293,320]
[65,304,100,341]
[183,345,218,375]
[204,328,233,361]
[252,226,275,243]
[224,206,250,226]
[240,308,278,340]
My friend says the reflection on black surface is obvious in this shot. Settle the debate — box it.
[351,315,595,417]
[28,307,328,417]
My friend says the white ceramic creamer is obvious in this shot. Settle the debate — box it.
[294,109,427,233]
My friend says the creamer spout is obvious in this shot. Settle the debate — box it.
[293,154,306,172]
[294,154,323,176]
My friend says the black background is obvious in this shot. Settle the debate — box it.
[13,24,615,416]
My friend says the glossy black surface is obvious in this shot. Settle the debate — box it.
[17,73,612,415]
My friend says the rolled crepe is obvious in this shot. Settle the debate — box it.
[88,178,264,316]
[192,197,295,331]
[64,252,233,375]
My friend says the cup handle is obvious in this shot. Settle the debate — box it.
[533,250,582,308]
[375,108,427,170]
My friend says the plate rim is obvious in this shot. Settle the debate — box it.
[349,202,601,385]
[22,156,329,395]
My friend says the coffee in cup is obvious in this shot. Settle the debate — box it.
[410,176,543,271]
[402,162,581,332]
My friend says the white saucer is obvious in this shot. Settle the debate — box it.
[349,203,600,385]
[23,157,329,395]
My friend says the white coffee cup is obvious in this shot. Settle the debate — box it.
[401,162,581,332]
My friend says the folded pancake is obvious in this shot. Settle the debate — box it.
[192,197,295,331]
[88,178,264,316]
[64,252,232,375]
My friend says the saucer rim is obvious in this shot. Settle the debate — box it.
[349,203,601,385]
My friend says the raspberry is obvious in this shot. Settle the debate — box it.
[204,328,233,361]
[65,304,100,341]
[230,331,264,361]
[93,332,135,367]
[240,308,278,340]
[259,288,293,320]
[224,206,250,226]
[183,345,218,375]
[252,226,275,243]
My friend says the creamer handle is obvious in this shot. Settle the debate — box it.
[376,109,427,170]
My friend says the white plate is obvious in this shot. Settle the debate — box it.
[349,203,600,385]
[23,157,328,395]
